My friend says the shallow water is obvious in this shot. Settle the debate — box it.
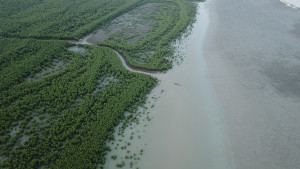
[137,3,232,169]
[68,46,87,54]
[104,2,233,169]
[205,0,300,168]
[104,0,300,168]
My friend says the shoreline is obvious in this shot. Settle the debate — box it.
[119,1,232,168]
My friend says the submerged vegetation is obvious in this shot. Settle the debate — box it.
[0,0,203,168]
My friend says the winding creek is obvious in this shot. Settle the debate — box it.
[104,1,232,169]
[69,0,300,168]
[68,39,160,75]
[71,2,232,168]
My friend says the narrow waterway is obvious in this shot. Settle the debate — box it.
[78,0,300,168]
[68,42,159,75]
[103,2,233,169]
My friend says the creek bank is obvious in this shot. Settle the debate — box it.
[104,1,233,169]
[67,41,162,75]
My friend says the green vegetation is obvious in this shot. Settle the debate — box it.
[111,155,118,160]
[116,161,125,168]
[0,38,157,168]
[0,0,202,71]
[0,0,203,168]
[99,0,200,71]
[0,0,144,39]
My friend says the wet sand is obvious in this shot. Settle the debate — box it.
[205,0,300,168]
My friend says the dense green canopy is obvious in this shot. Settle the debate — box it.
[0,0,145,39]
[0,0,202,168]
[0,38,157,168]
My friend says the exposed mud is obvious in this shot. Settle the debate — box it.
[84,3,161,45]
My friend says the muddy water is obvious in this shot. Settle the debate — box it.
[104,2,233,169]
[89,0,300,168]
[137,3,232,169]
[138,4,232,169]
[205,0,300,168]
[104,0,300,168]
